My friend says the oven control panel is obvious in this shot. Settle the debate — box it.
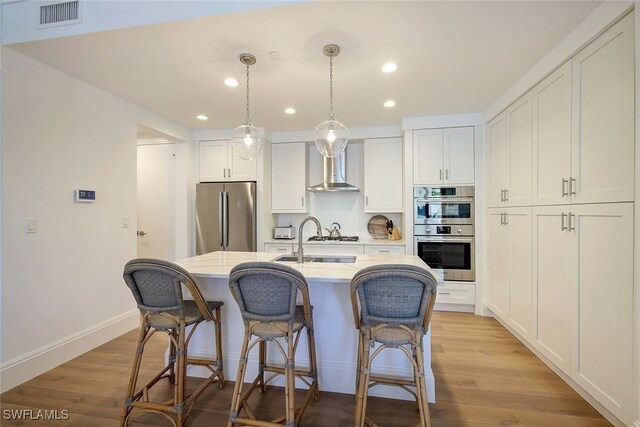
[414,224,474,236]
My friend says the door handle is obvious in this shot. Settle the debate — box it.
[503,212,508,226]
[561,178,569,197]
[223,168,226,178]
[224,191,230,247]
[504,189,509,202]
[219,192,224,247]
[136,230,146,237]
[500,189,504,202]
[568,213,575,231]
[445,169,449,180]
[301,197,304,207]
[561,212,567,231]
[570,177,576,196]
[366,196,369,206]
[439,169,443,181]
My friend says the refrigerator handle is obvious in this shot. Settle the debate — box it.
[218,191,224,247]
[224,191,230,248]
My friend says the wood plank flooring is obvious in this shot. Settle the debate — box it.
[1,312,611,426]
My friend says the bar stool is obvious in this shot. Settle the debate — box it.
[227,262,319,427]
[120,258,225,427]
[350,264,438,427]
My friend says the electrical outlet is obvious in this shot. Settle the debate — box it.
[25,218,38,233]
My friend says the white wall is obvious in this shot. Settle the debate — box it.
[0,47,190,392]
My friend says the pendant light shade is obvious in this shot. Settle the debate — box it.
[314,119,348,158]
[315,44,348,158]
[231,53,263,161]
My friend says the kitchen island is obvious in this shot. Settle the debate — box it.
[175,251,441,402]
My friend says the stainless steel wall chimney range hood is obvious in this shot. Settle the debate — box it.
[307,152,359,192]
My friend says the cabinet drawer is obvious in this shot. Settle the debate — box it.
[436,283,475,305]
[303,244,364,255]
[364,245,406,255]
[264,243,294,254]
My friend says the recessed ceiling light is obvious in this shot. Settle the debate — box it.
[224,78,238,87]
[196,114,208,120]
[384,100,396,108]
[284,107,296,115]
[382,62,398,73]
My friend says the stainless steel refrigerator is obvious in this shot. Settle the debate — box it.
[195,182,256,254]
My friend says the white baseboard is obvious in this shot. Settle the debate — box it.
[632,420,640,427]
[0,309,139,393]
[434,303,475,313]
[182,348,436,404]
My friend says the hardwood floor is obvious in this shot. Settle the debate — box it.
[1,312,611,426]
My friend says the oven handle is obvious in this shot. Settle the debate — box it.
[414,236,474,243]
[414,198,475,203]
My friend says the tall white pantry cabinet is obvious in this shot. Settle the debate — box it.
[487,13,636,425]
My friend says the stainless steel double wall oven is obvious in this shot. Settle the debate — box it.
[414,186,475,281]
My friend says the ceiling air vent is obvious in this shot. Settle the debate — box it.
[39,1,82,28]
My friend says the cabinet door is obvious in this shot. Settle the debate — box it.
[271,143,308,213]
[506,208,532,339]
[199,140,228,182]
[532,61,572,206]
[487,114,508,207]
[228,142,257,181]
[487,208,509,320]
[443,127,474,184]
[506,94,532,206]
[571,203,634,423]
[413,129,444,185]
[571,13,634,204]
[364,138,403,212]
[532,206,572,373]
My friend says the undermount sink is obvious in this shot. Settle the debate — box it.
[273,255,357,264]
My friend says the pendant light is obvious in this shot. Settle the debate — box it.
[231,53,264,161]
[315,44,348,158]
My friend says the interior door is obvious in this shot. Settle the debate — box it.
[137,143,176,260]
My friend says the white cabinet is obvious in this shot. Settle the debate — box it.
[436,283,476,306]
[199,140,257,182]
[264,243,294,254]
[532,206,572,373]
[532,61,572,206]
[532,203,634,424]
[364,138,403,212]
[271,143,308,213]
[488,207,532,339]
[571,203,634,423]
[571,13,635,205]
[413,127,474,185]
[488,95,532,207]
[363,245,405,255]
[302,244,364,255]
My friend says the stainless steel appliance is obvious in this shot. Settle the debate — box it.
[307,151,359,192]
[274,226,296,240]
[414,186,475,281]
[196,182,256,254]
[414,186,474,225]
[307,235,359,242]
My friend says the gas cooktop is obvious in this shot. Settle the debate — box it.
[307,236,360,242]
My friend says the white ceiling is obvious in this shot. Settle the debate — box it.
[9,1,601,133]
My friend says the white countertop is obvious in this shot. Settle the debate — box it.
[264,237,406,246]
[175,251,441,284]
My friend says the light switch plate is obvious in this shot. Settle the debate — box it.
[121,216,129,228]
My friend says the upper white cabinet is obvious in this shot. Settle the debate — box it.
[364,137,403,212]
[488,94,532,207]
[413,127,474,185]
[271,143,308,213]
[199,140,257,182]
[532,61,572,206]
[571,13,635,204]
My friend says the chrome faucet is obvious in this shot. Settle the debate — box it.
[298,216,322,263]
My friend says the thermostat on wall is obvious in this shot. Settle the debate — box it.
[75,189,96,202]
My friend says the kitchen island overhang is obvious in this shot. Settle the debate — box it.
[175,251,442,402]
